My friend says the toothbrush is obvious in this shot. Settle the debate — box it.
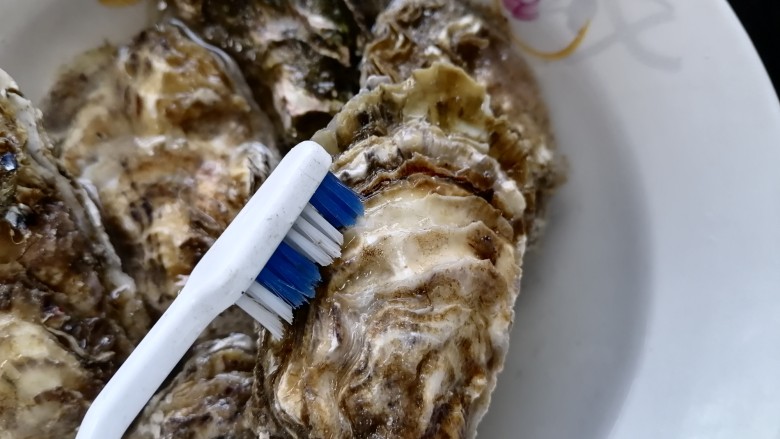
[75,141,363,439]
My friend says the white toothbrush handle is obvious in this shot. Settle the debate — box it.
[75,289,223,439]
[75,141,332,439]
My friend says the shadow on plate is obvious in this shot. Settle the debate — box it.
[478,60,653,439]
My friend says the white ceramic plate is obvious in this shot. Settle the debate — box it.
[1,1,779,438]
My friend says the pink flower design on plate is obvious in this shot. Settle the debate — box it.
[502,0,541,21]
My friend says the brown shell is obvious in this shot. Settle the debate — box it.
[126,333,258,439]
[38,25,279,438]
[362,0,561,240]
[0,69,149,438]
[248,63,543,438]
[0,1,561,437]
[43,24,278,316]
[162,0,386,148]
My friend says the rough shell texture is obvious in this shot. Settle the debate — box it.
[43,24,278,316]
[1,1,561,436]
[163,0,388,148]
[248,63,540,439]
[362,0,560,240]
[126,333,258,439]
[0,69,148,439]
[40,25,278,438]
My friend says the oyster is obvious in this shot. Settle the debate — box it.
[0,70,148,438]
[362,0,559,239]
[248,63,543,438]
[0,0,560,436]
[38,25,284,438]
[162,0,389,148]
[43,24,278,315]
[127,333,257,439]
[39,24,284,438]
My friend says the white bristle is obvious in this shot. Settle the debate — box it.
[301,204,343,245]
[284,228,333,266]
[236,295,284,339]
[247,192,348,332]
[73,141,338,439]
[247,282,293,324]
[292,215,341,259]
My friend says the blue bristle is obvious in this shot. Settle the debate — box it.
[257,267,308,308]
[256,242,321,308]
[310,173,364,229]
[270,264,315,299]
[277,242,321,285]
[310,195,350,230]
[252,172,363,315]
[267,262,316,299]
[319,173,364,218]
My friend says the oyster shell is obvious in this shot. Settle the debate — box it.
[362,0,560,239]
[43,24,278,315]
[161,0,389,148]
[248,63,542,438]
[0,69,148,438]
[127,333,257,439]
[39,24,283,438]
[0,1,560,436]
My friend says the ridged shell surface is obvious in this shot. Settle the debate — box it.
[38,25,279,438]
[43,24,278,316]
[248,63,548,439]
[362,0,560,240]
[0,69,148,439]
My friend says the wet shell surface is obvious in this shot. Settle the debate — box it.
[362,0,560,240]
[0,1,561,437]
[162,0,389,147]
[43,24,278,316]
[126,333,258,439]
[0,69,148,439]
[39,24,279,438]
[248,63,541,438]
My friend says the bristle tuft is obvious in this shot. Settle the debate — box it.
[243,171,364,335]
[310,172,364,229]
